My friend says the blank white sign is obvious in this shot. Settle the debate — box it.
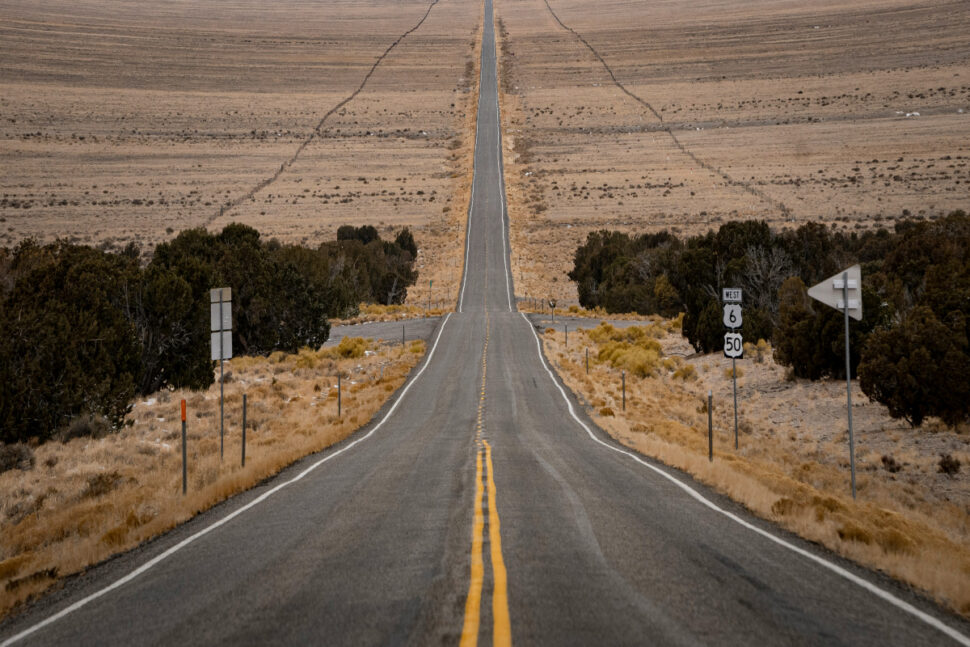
[210,331,232,360]
[210,302,232,332]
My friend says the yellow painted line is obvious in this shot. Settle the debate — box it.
[484,440,512,646]
[460,450,486,647]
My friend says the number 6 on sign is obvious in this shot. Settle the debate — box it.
[723,304,742,329]
[724,332,743,358]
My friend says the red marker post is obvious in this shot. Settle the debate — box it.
[181,399,187,495]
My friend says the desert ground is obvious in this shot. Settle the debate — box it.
[0,0,483,307]
[541,320,970,615]
[495,0,970,304]
[0,337,426,615]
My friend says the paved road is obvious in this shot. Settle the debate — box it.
[2,0,969,645]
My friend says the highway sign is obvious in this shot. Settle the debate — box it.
[210,302,232,332]
[807,264,862,498]
[210,331,233,361]
[209,287,233,360]
[722,288,742,303]
[808,265,862,321]
[724,332,743,358]
[723,304,742,329]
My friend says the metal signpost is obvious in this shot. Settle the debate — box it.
[210,287,233,461]
[722,288,742,449]
[808,265,862,499]
[549,299,556,324]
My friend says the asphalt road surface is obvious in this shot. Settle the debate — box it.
[2,0,969,645]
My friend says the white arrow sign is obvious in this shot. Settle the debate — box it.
[808,265,862,321]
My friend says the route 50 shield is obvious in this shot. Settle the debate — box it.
[724,332,743,359]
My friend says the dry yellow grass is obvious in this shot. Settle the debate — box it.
[0,338,425,619]
[332,302,451,325]
[542,323,970,618]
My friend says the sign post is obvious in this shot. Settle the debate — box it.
[181,399,187,495]
[722,288,742,449]
[210,287,233,461]
[808,265,862,499]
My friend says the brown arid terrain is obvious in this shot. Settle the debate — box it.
[0,0,483,308]
[0,337,426,618]
[494,0,970,305]
[540,320,970,617]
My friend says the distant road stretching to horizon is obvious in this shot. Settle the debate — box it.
[2,0,968,644]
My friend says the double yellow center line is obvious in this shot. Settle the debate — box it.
[460,312,511,646]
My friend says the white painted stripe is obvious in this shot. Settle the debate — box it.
[458,22,487,315]
[493,51,512,313]
[520,312,970,646]
[1,314,455,647]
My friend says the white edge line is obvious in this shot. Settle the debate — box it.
[1,314,455,647]
[490,7,513,313]
[520,312,970,647]
[458,16,487,315]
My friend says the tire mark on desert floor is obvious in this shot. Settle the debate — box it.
[206,0,443,227]
[538,0,792,217]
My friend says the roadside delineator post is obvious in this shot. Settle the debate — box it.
[708,391,713,462]
[585,348,589,375]
[181,399,187,495]
[564,324,568,347]
[621,371,626,411]
[337,373,342,418]
[241,393,247,468]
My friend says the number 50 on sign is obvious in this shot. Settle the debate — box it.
[724,332,743,358]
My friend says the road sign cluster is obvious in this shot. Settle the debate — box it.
[722,288,742,359]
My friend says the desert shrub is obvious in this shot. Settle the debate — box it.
[58,414,113,442]
[881,455,903,473]
[82,471,122,499]
[294,347,324,369]
[591,323,663,377]
[0,443,35,474]
[673,364,697,381]
[336,337,368,359]
[755,339,770,363]
[859,307,970,427]
[837,522,872,545]
[938,454,961,477]
[567,215,968,369]
[0,242,140,442]
[598,343,660,378]
[0,224,419,444]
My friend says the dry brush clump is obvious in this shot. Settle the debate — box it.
[542,322,970,618]
[333,302,450,325]
[0,338,425,618]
